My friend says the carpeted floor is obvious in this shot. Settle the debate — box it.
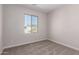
[2,40,79,55]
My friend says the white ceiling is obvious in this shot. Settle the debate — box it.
[21,4,64,13]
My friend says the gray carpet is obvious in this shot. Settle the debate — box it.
[2,40,79,55]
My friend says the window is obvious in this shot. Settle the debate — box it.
[24,15,38,33]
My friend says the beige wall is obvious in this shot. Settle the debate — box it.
[48,5,79,50]
[0,4,3,54]
[3,5,48,48]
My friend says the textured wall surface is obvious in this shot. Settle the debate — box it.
[48,5,79,50]
[3,5,48,48]
[0,4,3,54]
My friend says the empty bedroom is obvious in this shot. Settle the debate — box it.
[0,4,79,55]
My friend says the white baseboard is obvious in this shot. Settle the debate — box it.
[49,39,79,51]
[3,39,47,49]
[3,38,79,52]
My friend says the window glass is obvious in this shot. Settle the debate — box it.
[24,15,31,33]
[32,16,38,32]
[24,15,38,33]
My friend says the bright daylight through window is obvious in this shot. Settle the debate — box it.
[24,15,38,33]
